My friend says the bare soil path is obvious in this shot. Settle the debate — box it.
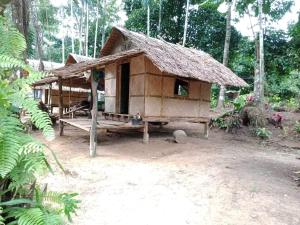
[37,122,300,225]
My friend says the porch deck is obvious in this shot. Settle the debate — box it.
[60,118,144,132]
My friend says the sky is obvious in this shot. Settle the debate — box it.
[50,0,300,38]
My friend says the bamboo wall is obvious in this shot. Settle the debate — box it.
[50,89,88,107]
[104,55,211,119]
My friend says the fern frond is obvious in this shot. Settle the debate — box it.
[0,207,4,225]
[14,208,45,225]
[22,98,55,141]
[0,55,31,70]
[0,17,26,57]
[0,116,22,178]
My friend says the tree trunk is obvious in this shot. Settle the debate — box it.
[70,0,75,53]
[85,1,89,57]
[147,3,150,37]
[255,0,265,109]
[62,36,65,64]
[101,0,107,48]
[30,0,44,71]
[254,33,260,101]
[78,1,84,54]
[11,0,30,59]
[182,0,190,46]
[93,0,99,58]
[158,0,162,35]
[217,0,232,110]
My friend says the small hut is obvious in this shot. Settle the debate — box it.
[33,54,95,114]
[36,27,247,156]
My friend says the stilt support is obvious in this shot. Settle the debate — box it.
[89,71,98,157]
[203,122,209,138]
[58,77,64,136]
[143,121,149,144]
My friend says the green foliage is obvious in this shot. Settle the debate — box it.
[125,0,242,62]
[210,112,241,133]
[233,94,247,112]
[294,121,300,134]
[0,16,78,224]
[255,127,272,139]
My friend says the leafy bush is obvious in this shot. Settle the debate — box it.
[294,121,300,133]
[233,94,247,111]
[210,112,241,133]
[210,84,219,108]
[0,16,79,224]
[256,128,272,139]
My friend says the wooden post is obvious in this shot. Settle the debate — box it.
[69,79,71,118]
[90,71,98,157]
[203,122,209,139]
[143,121,149,144]
[58,77,64,136]
[49,84,52,113]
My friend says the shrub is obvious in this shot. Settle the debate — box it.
[294,121,300,133]
[210,113,241,133]
[256,128,272,139]
[233,94,247,111]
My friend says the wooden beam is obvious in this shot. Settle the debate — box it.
[90,71,98,157]
[58,77,64,136]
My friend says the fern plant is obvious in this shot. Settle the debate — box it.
[0,16,79,224]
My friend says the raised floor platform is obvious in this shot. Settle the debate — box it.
[59,118,144,132]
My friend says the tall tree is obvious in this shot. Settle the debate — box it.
[142,0,151,36]
[217,0,232,109]
[182,0,190,46]
[85,0,89,57]
[70,0,75,53]
[30,0,45,71]
[101,0,107,47]
[93,0,100,58]
[158,0,162,34]
[11,0,30,59]
[256,0,264,107]
[236,0,293,106]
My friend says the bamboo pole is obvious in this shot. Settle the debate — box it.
[58,77,64,136]
[90,71,98,157]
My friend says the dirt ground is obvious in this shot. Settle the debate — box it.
[37,121,300,225]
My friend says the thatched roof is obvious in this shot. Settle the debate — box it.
[33,49,143,89]
[101,27,247,87]
[65,53,93,65]
[28,59,63,71]
[35,27,247,88]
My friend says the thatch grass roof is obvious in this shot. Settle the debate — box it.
[66,53,93,65]
[28,59,63,71]
[101,27,247,87]
[34,27,247,88]
[33,49,143,89]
